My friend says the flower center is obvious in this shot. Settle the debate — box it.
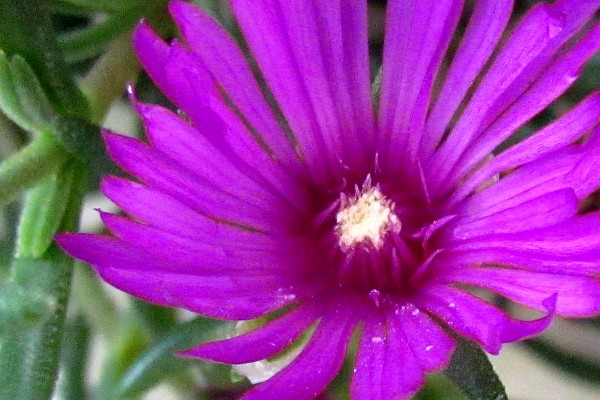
[335,181,401,252]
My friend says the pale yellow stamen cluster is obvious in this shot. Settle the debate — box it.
[335,182,401,251]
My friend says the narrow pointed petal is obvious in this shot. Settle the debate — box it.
[167,0,301,172]
[415,286,553,354]
[457,128,600,219]
[447,188,579,240]
[96,266,298,320]
[351,314,386,400]
[438,267,600,317]
[429,0,600,191]
[132,22,171,97]
[103,132,292,232]
[422,0,513,157]
[380,0,463,166]
[100,212,311,278]
[134,101,297,214]
[242,303,357,400]
[452,213,600,256]
[438,247,600,275]
[397,304,456,371]
[180,302,320,364]
[448,92,600,205]
[380,310,425,400]
[230,0,338,181]
[447,22,600,186]
[340,0,375,152]
[101,176,228,241]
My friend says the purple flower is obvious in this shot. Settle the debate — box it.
[57,0,600,398]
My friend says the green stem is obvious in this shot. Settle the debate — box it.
[0,162,87,400]
[79,32,140,124]
[56,316,91,400]
[0,133,68,206]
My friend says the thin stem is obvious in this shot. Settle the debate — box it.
[0,133,68,206]
[0,162,87,400]
[79,32,140,124]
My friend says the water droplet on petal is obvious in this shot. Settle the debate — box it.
[425,345,434,351]
[369,289,381,307]
[372,336,383,344]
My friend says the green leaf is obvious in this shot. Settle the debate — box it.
[444,338,508,400]
[57,316,91,400]
[0,283,57,332]
[117,317,229,397]
[0,133,69,207]
[0,51,51,134]
[15,162,76,258]
[9,55,57,131]
[0,164,87,400]
[0,0,89,117]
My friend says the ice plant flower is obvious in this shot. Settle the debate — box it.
[57,0,600,398]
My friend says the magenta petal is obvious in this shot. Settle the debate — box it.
[230,0,335,182]
[96,266,297,320]
[455,130,600,219]
[351,314,386,400]
[56,233,174,271]
[448,92,600,206]
[167,0,301,172]
[415,285,553,354]
[103,131,292,232]
[447,188,579,240]
[452,213,600,257]
[350,307,442,400]
[134,101,296,215]
[423,0,513,157]
[380,0,463,167]
[132,22,170,96]
[242,303,357,400]
[101,176,221,240]
[179,302,320,364]
[380,310,426,400]
[447,22,600,186]
[396,304,456,371]
[99,212,307,277]
[339,0,375,153]
[439,266,600,317]
[428,0,600,192]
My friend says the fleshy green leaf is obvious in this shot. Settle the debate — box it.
[0,0,89,117]
[444,338,508,400]
[0,164,87,400]
[57,316,91,400]
[0,283,57,332]
[15,162,76,258]
[0,133,69,207]
[0,51,52,134]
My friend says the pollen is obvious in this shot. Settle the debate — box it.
[335,182,401,251]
